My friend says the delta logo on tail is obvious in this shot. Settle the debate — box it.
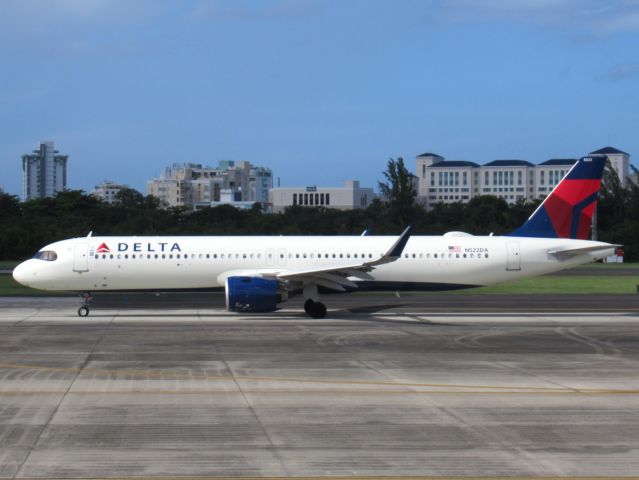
[508,156,606,240]
[96,243,111,253]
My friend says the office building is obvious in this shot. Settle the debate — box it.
[91,181,129,205]
[22,141,68,200]
[269,180,375,213]
[589,146,631,187]
[417,146,633,209]
[147,160,272,209]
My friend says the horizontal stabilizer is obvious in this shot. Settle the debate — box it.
[548,244,618,258]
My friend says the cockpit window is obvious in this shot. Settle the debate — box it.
[33,251,58,261]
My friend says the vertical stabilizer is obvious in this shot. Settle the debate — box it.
[507,155,606,239]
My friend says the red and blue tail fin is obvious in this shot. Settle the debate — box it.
[507,155,606,240]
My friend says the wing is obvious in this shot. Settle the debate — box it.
[275,225,413,291]
[216,226,413,292]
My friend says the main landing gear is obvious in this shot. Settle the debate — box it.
[303,284,327,319]
[304,299,327,319]
[78,292,92,317]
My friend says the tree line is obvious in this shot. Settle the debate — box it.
[1,158,637,261]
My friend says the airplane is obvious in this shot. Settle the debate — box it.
[13,155,616,319]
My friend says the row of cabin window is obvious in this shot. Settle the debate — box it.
[94,252,489,260]
[405,252,489,259]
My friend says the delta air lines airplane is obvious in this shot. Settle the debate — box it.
[13,156,616,318]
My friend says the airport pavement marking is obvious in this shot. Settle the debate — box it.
[13,476,639,480]
[1,362,638,395]
[1,388,639,396]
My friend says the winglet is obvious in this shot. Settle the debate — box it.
[388,225,413,258]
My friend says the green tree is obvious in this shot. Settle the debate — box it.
[115,188,145,208]
[377,157,418,228]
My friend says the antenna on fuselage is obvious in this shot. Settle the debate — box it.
[87,231,93,237]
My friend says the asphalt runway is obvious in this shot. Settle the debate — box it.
[0,296,639,478]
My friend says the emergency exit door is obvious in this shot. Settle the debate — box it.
[506,241,521,271]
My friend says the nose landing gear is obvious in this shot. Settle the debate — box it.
[78,292,92,317]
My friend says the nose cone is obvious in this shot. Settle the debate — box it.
[12,261,33,287]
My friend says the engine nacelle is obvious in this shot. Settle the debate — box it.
[225,276,282,312]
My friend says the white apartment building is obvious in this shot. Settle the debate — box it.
[91,181,129,205]
[269,180,375,213]
[147,160,272,209]
[417,146,633,209]
[589,147,631,187]
[22,141,68,200]
[480,160,535,203]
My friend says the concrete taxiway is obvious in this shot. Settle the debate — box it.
[0,295,638,478]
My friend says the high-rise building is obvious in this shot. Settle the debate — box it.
[22,141,68,200]
[147,160,272,209]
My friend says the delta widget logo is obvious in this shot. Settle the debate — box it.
[96,243,111,253]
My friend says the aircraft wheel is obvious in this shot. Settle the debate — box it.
[303,299,315,314]
[308,302,327,319]
[78,306,90,317]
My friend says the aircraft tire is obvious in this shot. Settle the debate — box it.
[303,299,315,314]
[78,306,90,317]
[308,302,327,319]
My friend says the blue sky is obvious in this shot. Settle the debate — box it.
[1,0,638,196]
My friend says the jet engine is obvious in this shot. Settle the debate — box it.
[225,276,287,312]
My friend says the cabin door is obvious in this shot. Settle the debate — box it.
[506,241,521,271]
[73,243,89,272]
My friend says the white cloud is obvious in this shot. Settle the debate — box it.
[430,0,639,36]
[186,0,319,22]
[598,62,639,81]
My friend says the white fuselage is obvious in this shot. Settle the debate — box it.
[13,235,614,292]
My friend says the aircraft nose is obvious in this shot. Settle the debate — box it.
[12,261,33,287]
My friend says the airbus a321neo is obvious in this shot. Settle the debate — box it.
[13,155,616,318]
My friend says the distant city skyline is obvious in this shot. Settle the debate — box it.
[2,0,638,196]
